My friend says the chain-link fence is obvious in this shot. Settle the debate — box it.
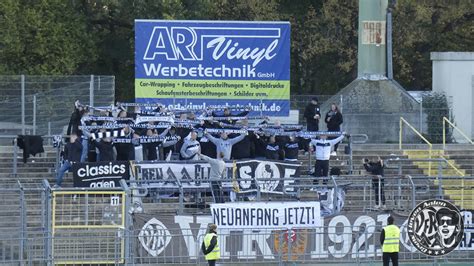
[0,75,115,138]
[0,75,460,144]
[291,94,454,144]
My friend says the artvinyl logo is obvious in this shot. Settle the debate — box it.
[407,199,464,256]
[142,26,281,67]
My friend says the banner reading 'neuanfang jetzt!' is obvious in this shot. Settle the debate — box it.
[134,20,290,116]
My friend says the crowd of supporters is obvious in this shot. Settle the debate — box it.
[55,99,347,187]
[64,99,346,162]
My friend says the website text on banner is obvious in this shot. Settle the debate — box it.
[135,20,291,116]
[211,202,321,229]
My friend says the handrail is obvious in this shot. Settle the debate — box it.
[439,155,465,177]
[443,117,474,149]
[399,117,433,175]
[406,175,416,209]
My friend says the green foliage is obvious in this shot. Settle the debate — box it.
[422,92,451,143]
[0,0,473,99]
[392,0,474,90]
[0,0,96,75]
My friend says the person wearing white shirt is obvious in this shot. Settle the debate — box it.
[310,132,347,184]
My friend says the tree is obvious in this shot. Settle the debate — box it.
[392,0,474,90]
[289,0,358,95]
[0,0,96,75]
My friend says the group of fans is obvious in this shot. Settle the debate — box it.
[55,98,347,187]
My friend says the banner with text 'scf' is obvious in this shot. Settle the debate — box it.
[135,20,291,116]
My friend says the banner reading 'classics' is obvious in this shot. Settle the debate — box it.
[72,161,130,188]
[134,20,290,116]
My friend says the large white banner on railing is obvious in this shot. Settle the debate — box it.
[211,202,321,229]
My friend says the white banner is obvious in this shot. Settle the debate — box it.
[211,202,321,229]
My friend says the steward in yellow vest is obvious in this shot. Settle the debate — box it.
[381,216,400,266]
[202,224,220,266]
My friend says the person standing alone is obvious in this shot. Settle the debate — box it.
[202,224,220,266]
[310,132,346,184]
[55,132,82,188]
[304,97,321,131]
[381,216,400,266]
[199,151,226,203]
[325,103,343,155]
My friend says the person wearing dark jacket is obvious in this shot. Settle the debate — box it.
[265,136,280,160]
[66,100,86,139]
[304,97,321,131]
[201,224,220,266]
[143,128,169,160]
[115,126,135,161]
[283,136,300,161]
[95,137,114,162]
[253,133,268,158]
[363,156,386,208]
[54,133,82,188]
[231,133,255,159]
[325,103,343,155]
[162,127,181,159]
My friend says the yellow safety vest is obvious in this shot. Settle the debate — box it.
[204,233,220,261]
[382,224,400,253]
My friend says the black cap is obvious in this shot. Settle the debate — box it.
[312,97,318,102]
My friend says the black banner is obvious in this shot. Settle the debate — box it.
[134,160,301,193]
[72,161,130,188]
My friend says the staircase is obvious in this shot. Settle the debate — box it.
[0,146,60,263]
[403,148,474,209]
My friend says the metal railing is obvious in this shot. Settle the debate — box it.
[399,117,433,175]
[4,135,62,177]
[0,75,115,138]
[443,116,474,149]
[1,176,474,265]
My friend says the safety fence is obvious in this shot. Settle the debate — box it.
[291,93,457,144]
[0,177,474,265]
[0,85,457,144]
[0,75,114,140]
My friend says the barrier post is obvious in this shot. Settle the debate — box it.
[120,179,131,264]
[399,118,402,150]
[377,175,382,208]
[407,175,416,209]
[42,179,53,265]
[437,163,443,199]
[13,137,18,176]
[21,74,25,135]
[33,94,37,135]
[443,117,446,150]
[89,75,94,107]
[18,181,26,262]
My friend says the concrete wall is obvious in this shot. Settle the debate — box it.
[431,52,474,141]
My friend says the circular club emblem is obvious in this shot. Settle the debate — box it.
[407,199,464,256]
[254,162,280,192]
